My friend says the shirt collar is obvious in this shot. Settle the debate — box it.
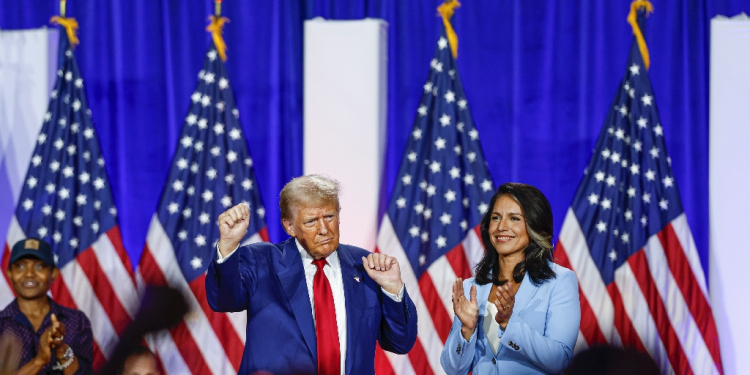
[1,298,66,332]
[0,298,66,321]
[48,298,66,318]
[0,299,20,319]
[294,238,339,269]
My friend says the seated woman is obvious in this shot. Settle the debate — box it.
[441,182,580,374]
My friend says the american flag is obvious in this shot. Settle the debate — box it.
[374,20,495,375]
[554,8,723,375]
[136,41,268,374]
[0,27,140,369]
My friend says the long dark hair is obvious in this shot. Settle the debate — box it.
[475,182,555,286]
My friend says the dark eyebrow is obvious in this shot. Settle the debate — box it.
[492,211,524,216]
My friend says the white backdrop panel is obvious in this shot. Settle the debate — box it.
[303,19,387,251]
[709,13,750,375]
[0,27,58,247]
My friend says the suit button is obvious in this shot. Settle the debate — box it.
[492,358,496,364]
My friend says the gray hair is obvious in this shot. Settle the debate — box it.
[279,174,342,220]
[527,226,553,250]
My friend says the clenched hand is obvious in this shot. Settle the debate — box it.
[217,203,250,257]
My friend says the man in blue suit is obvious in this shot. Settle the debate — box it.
[206,175,418,375]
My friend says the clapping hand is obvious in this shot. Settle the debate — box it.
[49,314,70,359]
[35,326,56,365]
[452,278,478,341]
[492,282,517,330]
[20,315,74,374]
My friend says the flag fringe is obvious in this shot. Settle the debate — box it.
[437,0,461,59]
[50,16,80,48]
[207,16,230,61]
[627,0,653,70]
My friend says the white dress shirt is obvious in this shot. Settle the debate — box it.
[482,301,502,355]
[216,240,404,375]
[295,240,347,375]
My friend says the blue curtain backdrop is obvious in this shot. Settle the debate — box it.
[1,0,746,281]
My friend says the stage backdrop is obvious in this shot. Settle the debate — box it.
[0,0,747,314]
[304,18,388,251]
[0,27,58,256]
[709,13,750,375]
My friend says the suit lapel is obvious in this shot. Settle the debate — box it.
[513,271,539,312]
[276,239,317,359]
[475,281,493,317]
[338,247,364,375]
[474,281,493,342]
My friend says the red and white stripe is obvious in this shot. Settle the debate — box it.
[1,216,139,369]
[555,208,723,375]
[375,216,484,375]
[137,214,267,375]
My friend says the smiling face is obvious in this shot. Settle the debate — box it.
[6,257,58,301]
[488,194,530,260]
[282,201,340,260]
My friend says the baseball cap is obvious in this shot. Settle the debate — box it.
[9,238,55,267]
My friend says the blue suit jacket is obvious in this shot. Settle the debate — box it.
[206,238,418,375]
[440,263,580,374]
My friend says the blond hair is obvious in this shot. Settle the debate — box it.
[279,174,341,220]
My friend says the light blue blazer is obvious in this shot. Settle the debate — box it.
[440,263,580,374]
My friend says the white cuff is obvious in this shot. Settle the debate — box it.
[381,284,405,302]
[216,244,239,264]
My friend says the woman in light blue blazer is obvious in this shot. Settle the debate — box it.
[441,183,580,374]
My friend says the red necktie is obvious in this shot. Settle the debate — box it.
[312,259,341,375]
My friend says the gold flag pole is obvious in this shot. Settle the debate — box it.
[207,0,229,61]
[51,0,80,47]
[627,0,654,70]
[437,0,461,59]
